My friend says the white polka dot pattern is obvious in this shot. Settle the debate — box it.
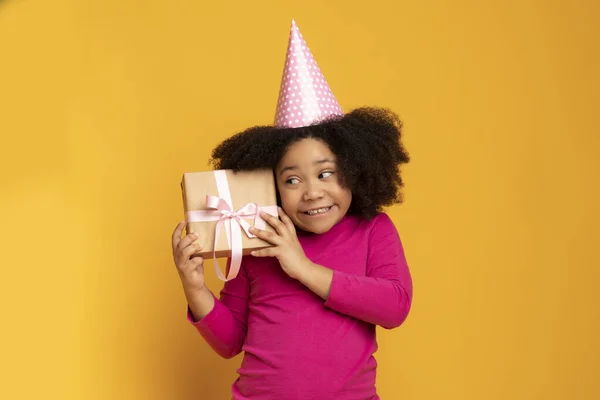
[274,20,344,128]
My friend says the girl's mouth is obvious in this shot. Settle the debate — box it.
[304,206,332,216]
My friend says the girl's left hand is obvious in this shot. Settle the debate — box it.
[250,207,311,280]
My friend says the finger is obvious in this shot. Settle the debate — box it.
[251,247,277,258]
[260,211,287,236]
[180,255,204,275]
[277,207,296,234]
[177,231,200,253]
[175,244,202,268]
[172,220,186,250]
[187,255,205,271]
[182,242,202,259]
[250,227,281,245]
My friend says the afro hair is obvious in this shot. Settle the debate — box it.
[209,107,410,219]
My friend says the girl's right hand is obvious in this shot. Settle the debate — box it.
[172,221,205,294]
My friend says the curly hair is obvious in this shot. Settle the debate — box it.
[209,107,410,219]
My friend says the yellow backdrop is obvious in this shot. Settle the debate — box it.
[1,0,599,399]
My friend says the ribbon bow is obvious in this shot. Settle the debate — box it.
[206,195,268,281]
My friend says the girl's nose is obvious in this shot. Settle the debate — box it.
[302,181,325,201]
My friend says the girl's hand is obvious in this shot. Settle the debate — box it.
[250,207,312,280]
[172,221,206,295]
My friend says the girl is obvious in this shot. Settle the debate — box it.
[171,107,412,399]
[172,19,412,400]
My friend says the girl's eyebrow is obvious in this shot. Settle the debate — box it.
[279,158,335,176]
[279,159,335,176]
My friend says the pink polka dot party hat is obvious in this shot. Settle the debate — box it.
[274,20,344,128]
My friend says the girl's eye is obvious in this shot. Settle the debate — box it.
[319,171,334,179]
[286,177,300,185]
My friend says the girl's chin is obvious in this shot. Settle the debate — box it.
[294,209,339,233]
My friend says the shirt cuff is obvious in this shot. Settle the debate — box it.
[323,269,346,310]
[186,293,222,330]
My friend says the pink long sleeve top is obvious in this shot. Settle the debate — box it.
[188,213,413,399]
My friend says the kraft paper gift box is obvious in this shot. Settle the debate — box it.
[180,169,278,281]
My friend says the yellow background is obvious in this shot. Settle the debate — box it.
[1,0,599,398]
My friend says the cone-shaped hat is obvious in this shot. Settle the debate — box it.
[274,20,344,128]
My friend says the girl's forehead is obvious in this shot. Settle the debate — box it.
[276,138,336,172]
[282,138,335,160]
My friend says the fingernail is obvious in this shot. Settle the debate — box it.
[193,232,199,237]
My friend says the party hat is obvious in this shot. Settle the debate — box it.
[274,20,344,128]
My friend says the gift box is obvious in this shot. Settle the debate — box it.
[180,168,278,281]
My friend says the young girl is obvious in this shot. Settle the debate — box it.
[171,20,412,400]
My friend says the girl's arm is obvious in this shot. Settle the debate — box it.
[298,214,413,329]
[251,210,412,329]
[187,258,250,358]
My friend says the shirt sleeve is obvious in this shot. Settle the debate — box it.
[323,213,413,329]
[187,257,250,359]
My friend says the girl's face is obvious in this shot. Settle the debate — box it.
[275,138,352,234]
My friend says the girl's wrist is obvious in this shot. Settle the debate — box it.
[296,261,333,300]
[291,259,314,282]
[186,285,214,321]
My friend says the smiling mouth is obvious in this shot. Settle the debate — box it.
[304,206,332,216]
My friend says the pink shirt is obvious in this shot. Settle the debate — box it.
[188,213,413,399]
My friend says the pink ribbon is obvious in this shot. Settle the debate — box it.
[185,170,277,281]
